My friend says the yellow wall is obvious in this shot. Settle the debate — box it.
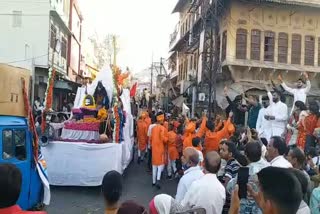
[223,1,320,70]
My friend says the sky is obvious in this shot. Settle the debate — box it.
[78,0,178,77]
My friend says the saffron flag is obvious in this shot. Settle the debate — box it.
[130,82,138,97]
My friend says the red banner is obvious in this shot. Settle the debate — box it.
[130,82,137,97]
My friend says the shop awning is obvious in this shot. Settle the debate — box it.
[172,0,190,13]
[54,80,72,90]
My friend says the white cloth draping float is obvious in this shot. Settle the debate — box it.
[42,141,123,186]
[42,65,134,186]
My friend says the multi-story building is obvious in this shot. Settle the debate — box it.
[170,0,200,94]
[170,0,320,114]
[0,0,83,110]
[68,0,83,84]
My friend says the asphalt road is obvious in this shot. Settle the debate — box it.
[47,157,178,214]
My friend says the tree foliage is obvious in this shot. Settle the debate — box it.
[89,34,119,69]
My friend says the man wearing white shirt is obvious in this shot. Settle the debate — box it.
[181,151,225,214]
[279,72,311,113]
[265,91,288,137]
[256,96,272,141]
[267,136,292,168]
[175,147,204,202]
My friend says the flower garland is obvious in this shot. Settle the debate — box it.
[41,67,56,133]
[112,65,121,143]
[21,78,39,161]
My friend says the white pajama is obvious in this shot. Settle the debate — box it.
[138,149,146,160]
[167,157,177,177]
[152,165,164,184]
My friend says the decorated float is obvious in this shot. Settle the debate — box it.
[41,64,135,186]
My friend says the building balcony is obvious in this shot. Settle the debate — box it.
[50,10,71,35]
[169,23,181,50]
[170,70,178,80]
[223,58,320,74]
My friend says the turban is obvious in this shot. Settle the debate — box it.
[141,112,147,119]
[185,122,196,133]
[157,114,164,122]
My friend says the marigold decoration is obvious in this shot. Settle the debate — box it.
[111,65,130,143]
[41,67,56,133]
[117,72,129,87]
[97,107,108,121]
[21,78,39,161]
[112,65,120,143]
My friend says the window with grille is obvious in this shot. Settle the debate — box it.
[222,31,227,61]
[194,52,198,70]
[291,34,301,65]
[318,38,320,66]
[12,11,22,27]
[190,55,194,70]
[305,36,315,66]
[217,35,221,61]
[264,31,275,62]
[251,29,261,60]
[179,63,183,81]
[278,33,288,63]
[61,37,67,59]
[236,29,247,59]
[50,25,57,49]
[2,129,26,161]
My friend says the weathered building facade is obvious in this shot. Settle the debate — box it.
[169,0,320,114]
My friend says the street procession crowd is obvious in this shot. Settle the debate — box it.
[0,73,320,214]
[129,72,320,214]
[98,72,320,214]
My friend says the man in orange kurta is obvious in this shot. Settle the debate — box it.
[136,113,148,163]
[183,121,196,150]
[145,113,151,129]
[167,124,178,178]
[204,113,233,154]
[150,113,168,188]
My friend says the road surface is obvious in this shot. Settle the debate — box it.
[47,157,178,214]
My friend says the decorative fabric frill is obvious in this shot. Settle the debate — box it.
[64,121,100,131]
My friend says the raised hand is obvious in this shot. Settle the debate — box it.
[303,72,309,80]
[229,111,233,118]
[229,185,240,214]
[224,86,228,96]
[278,74,283,83]
[265,84,271,92]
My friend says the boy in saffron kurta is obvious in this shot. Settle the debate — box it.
[136,113,148,163]
[167,124,178,178]
[183,121,196,150]
[150,113,168,189]
[204,112,233,154]
[145,113,151,129]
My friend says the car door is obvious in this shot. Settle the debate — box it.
[1,128,31,210]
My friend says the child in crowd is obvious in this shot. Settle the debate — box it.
[167,124,178,179]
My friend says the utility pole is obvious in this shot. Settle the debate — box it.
[206,0,220,119]
[212,0,219,117]
[159,57,162,75]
